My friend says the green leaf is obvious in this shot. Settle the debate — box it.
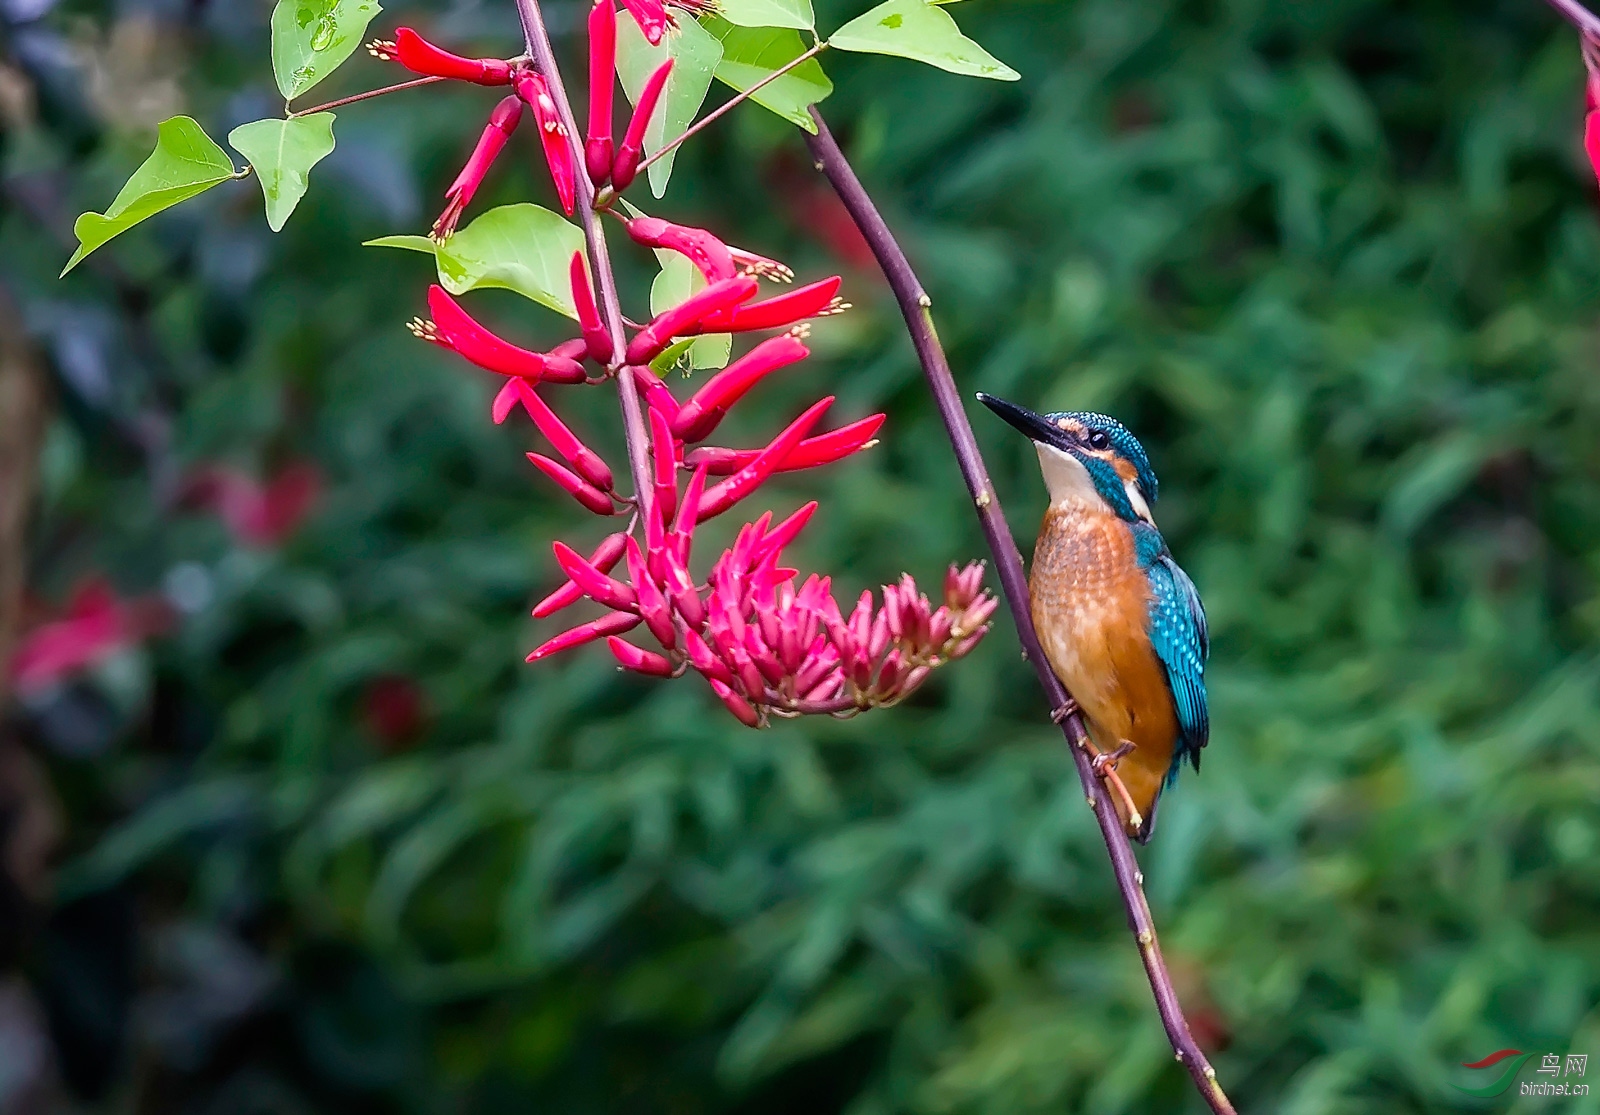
[706,20,832,132]
[228,113,337,232]
[718,0,814,30]
[366,203,584,318]
[617,13,723,198]
[271,0,383,101]
[62,116,238,276]
[828,0,1019,80]
[651,252,731,371]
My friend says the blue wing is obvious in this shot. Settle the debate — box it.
[1145,552,1209,784]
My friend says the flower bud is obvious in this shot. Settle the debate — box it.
[533,533,627,618]
[697,398,832,521]
[700,276,842,332]
[606,636,675,677]
[672,335,809,441]
[626,217,735,283]
[626,276,759,364]
[570,252,614,364]
[527,610,640,661]
[527,453,616,516]
[553,540,638,611]
[505,380,614,491]
[709,679,761,727]
[611,58,673,191]
[586,0,617,184]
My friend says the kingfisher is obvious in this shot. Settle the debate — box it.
[977,393,1209,843]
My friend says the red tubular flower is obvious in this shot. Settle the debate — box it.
[618,0,668,45]
[553,540,637,611]
[709,678,761,726]
[435,95,522,240]
[502,380,614,491]
[533,532,628,618]
[526,610,640,662]
[630,365,679,422]
[8,580,172,697]
[368,28,514,84]
[515,71,576,216]
[416,285,586,382]
[625,217,736,282]
[611,58,673,192]
[697,397,833,521]
[672,335,810,441]
[527,453,617,516]
[570,252,614,363]
[1587,110,1600,189]
[648,407,679,521]
[607,636,675,677]
[626,275,759,364]
[623,537,676,650]
[687,414,885,476]
[754,501,817,565]
[587,0,617,185]
[671,464,707,562]
[700,277,843,332]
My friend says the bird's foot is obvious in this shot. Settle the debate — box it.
[1086,740,1143,834]
[1090,740,1136,776]
[1050,698,1079,724]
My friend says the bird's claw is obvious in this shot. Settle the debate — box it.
[1091,740,1136,776]
[1050,699,1079,725]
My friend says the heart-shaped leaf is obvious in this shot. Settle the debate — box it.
[366,204,585,318]
[272,0,384,102]
[63,116,238,276]
[706,20,831,132]
[829,0,1018,80]
[718,0,813,31]
[616,13,723,198]
[228,113,337,232]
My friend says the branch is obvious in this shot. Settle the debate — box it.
[288,74,446,117]
[1543,0,1600,40]
[638,42,827,174]
[513,0,655,516]
[803,108,1237,1115]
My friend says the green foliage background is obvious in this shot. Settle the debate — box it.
[5,0,1600,1110]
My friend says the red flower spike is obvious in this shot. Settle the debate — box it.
[625,217,736,283]
[672,335,810,441]
[672,464,708,559]
[701,276,843,332]
[709,678,761,727]
[515,71,576,216]
[1587,110,1600,189]
[532,533,628,618]
[569,252,614,364]
[372,28,514,85]
[606,636,675,677]
[611,57,673,192]
[697,398,833,521]
[435,95,522,240]
[553,540,638,611]
[527,611,640,662]
[624,537,677,650]
[686,414,885,476]
[586,0,617,185]
[419,285,583,382]
[753,501,817,565]
[626,275,760,364]
[618,0,668,46]
[630,365,680,423]
[505,380,614,491]
[527,453,617,516]
[647,407,679,521]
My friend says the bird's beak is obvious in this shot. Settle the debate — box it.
[976,393,1072,451]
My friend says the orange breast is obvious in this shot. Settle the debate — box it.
[1029,507,1177,835]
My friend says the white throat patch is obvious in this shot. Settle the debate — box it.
[1034,443,1154,525]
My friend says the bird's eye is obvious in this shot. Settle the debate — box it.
[1086,430,1111,451]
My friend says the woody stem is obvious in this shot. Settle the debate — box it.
[803,107,1237,1115]
[513,0,655,518]
[288,74,446,117]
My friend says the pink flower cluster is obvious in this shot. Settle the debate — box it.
[389,7,996,725]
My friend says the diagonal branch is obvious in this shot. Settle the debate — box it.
[1543,0,1600,40]
[512,0,654,516]
[803,107,1237,1115]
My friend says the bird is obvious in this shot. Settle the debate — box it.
[977,393,1208,842]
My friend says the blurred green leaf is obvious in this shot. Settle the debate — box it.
[366,204,584,318]
[829,0,1019,80]
[706,20,832,131]
[617,12,723,197]
[719,0,814,31]
[229,113,337,232]
[62,116,237,275]
[271,0,383,101]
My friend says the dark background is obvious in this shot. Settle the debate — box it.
[3,0,1600,1110]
